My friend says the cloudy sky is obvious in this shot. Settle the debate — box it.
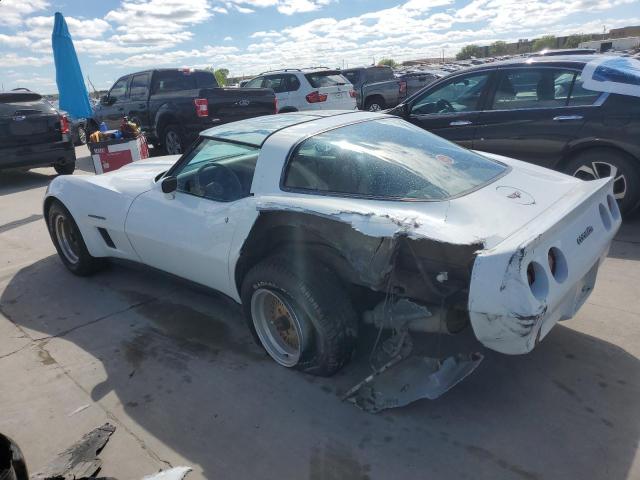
[0,0,638,93]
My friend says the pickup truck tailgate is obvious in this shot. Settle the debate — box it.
[203,87,275,122]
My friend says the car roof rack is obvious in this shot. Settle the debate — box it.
[257,68,302,75]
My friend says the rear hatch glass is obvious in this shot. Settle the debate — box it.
[305,70,352,101]
[0,92,62,148]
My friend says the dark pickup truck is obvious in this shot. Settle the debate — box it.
[341,66,407,111]
[93,68,277,154]
[0,89,76,174]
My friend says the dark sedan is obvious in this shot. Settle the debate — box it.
[0,89,76,175]
[390,55,640,213]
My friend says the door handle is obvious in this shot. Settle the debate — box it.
[118,107,124,111]
[449,120,472,126]
[553,115,583,121]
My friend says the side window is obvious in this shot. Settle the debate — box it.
[174,139,260,202]
[343,71,360,86]
[129,73,150,100]
[411,72,490,115]
[263,75,287,93]
[568,73,601,106]
[492,69,574,110]
[152,71,196,94]
[285,74,300,91]
[109,77,129,102]
[244,76,264,88]
[371,68,393,82]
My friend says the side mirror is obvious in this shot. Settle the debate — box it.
[161,176,177,194]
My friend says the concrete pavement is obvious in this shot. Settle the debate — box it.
[0,146,639,479]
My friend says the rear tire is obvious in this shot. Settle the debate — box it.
[162,124,185,155]
[47,200,108,276]
[364,96,385,111]
[54,162,76,175]
[241,255,358,376]
[563,148,640,215]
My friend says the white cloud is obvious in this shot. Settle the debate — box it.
[221,0,334,15]
[105,0,212,48]
[0,53,52,67]
[224,36,233,40]
[0,0,48,27]
[24,16,111,39]
[0,34,30,48]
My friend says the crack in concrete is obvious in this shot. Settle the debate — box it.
[0,298,173,472]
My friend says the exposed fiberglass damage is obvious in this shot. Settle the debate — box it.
[244,202,487,412]
[1,423,192,480]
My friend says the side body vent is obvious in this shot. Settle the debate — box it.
[97,227,116,249]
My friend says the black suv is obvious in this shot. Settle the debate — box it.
[390,55,640,213]
[0,89,76,175]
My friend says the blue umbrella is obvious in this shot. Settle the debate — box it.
[52,12,93,119]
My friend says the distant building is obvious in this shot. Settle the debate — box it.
[580,36,640,52]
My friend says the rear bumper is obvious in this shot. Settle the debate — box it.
[468,177,621,354]
[0,140,76,169]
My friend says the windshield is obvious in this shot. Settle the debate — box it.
[283,118,507,201]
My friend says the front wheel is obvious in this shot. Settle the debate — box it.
[47,200,108,276]
[564,148,640,215]
[241,256,358,376]
[75,125,87,145]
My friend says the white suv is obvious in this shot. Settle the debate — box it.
[243,68,357,112]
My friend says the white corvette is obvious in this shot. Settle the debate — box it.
[45,111,620,376]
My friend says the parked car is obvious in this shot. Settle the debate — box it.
[0,89,76,174]
[93,68,277,155]
[341,66,407,111]
[44,112,619,382]
[49,100,89,145]
[389,55,640,213]
[396,70,445,97]
[242,68,356,112]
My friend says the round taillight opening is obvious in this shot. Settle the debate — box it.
[548,247,568,283]
[526,261,549,301]
[607,194,620,220]
[599,203,611,231]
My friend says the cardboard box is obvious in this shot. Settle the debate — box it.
[89,136,149,174]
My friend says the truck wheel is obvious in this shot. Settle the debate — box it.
[75,125,87,145]
[162,124,184,155]
[241,255,358,376]
[54,162,76,175]
[47,200,108,276]
[365,96,385,111]
[564,148,640,215]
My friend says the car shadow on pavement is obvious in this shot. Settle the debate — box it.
[608,211,640,261]
[0,169,56,197]
[1,254,639,480]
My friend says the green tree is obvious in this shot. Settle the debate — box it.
[489,40,508,56]
[532,35,557,52]
[456,44,484,60]
[378,58,398,67]
[214,68,229,86]
[564,34,591,48]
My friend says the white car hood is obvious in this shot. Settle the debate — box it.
[83,155,179,197]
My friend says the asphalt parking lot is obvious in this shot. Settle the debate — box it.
[1,145,639,480]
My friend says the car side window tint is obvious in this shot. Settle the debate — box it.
[568,73,601,106]
[286,74,300,91]
[411,72,489,115]
[492,69,574,110]
[244,77,263,88]
[129,73,150,100]
[174,139,260,202]
[109,77,129,102]
[263,75,287,93]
